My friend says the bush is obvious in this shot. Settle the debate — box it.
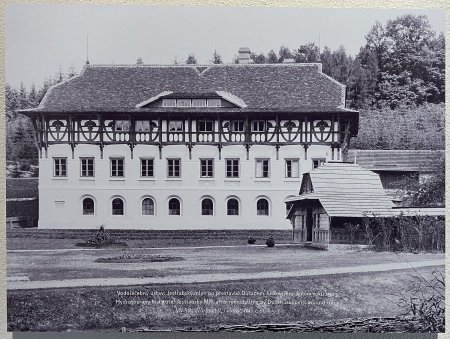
[396,269,445,332]
[247,237,256,244]
[20,162,31,172]
[266,236,275,248]
[75,225,127,248]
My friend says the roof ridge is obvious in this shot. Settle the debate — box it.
[86,63,323,69]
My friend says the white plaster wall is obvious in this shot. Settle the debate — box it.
[38,143,338,229]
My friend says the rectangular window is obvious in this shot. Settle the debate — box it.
[200,159,214,178]
[167,159,181,178]
[231,121,245,132]
[192,99,207,107]
[53,158,67,177]
[198,120,214,132]
[251,120,266,132]
[312,158,326,169]
[80,158,94,177]
[110,158,124,177]
[255,159,270,178]
[114,120,130,131]
[207,99,221,107]
[285,159,299,178]
[135,120,151,132]
[176,99,191,107]
[162,99,176,107]
[226,159,239,178]
[168,120,184,132]
[140,159,154,177]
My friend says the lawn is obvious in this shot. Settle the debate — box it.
[7,245,444,281]
[7,266,443,332]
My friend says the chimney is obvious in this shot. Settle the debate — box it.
[238,47,254,64]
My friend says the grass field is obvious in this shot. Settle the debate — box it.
[7,244,444,281]
[7,266,443,332]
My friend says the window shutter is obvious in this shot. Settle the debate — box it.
[292,160,299,177]
[256,160,262,177]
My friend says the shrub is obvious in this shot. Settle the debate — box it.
[396,269,445,332]
[75,225,127,248]
[247,237,256,244]
[266,236,275,248]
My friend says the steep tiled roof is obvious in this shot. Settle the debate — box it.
[344,150,444,172]
[286,162,395,218]
[22,63,355,114]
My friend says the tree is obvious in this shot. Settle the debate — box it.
[210,50,223,64]
[361,15,445,108]
[277,46,293,63]
[293,43,320,63]
[186,54,198,64]
[267,50,278,63]
[250,53,267,64]
[136,57,144,65]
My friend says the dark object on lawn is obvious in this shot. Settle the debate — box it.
[247,237,256,244]
[266,236,275,247]
[95,254,184,263]
[75,225,127,248]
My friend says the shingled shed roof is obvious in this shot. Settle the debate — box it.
[20,63,356,115]
[345,150,444,172]
[286,162,395,218]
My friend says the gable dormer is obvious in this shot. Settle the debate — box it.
[135,91,247,109]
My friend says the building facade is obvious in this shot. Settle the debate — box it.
[20,49,359,229]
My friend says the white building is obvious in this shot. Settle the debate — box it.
[20,48,359,229]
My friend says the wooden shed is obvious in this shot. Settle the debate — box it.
[286,162,397,248]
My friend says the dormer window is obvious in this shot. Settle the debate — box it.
[177,99,191,107]
[192,99,207,107]
[162,99,176,107]
[207,99,221,107]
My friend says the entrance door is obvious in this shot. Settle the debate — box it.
[306,208,313,242]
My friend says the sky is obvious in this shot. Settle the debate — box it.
[6,4,445,89]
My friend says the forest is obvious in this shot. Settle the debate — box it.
[6,14,445,169]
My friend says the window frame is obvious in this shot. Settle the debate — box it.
[176,99,191,107]
[111,197,125,216]
[197,120,214,133]
[251,120,266,132]
[110,158,125,177]
[168,197,181,215]
[285,158,300,178]
[140,158,154,178]
[200,158,214,178]
[53,157,67,177]
[141,197,155,216]
[168,120,184,132]
[80,157,95,177]
[192,99,207,107]
[82,197,95,216]
[227,198,240,216]
[312,158,326,169]
[255,158,270,178]
[225,158,240,178]
[167,158,181,178]
[201,198,214,216]
[162,98,176,107]
[230,120,245,132]
[256,198,270,216]
[207,98,221,107]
